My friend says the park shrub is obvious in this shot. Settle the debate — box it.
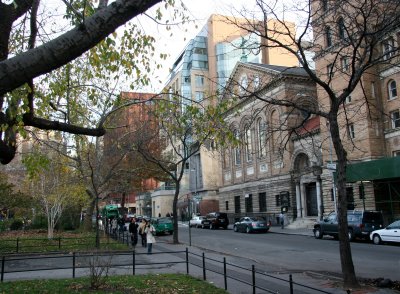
[9,219,24,230]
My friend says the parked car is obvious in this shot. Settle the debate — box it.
[370,220,400,245]
[313,210,384,241]
[233,216,270,233]
[189,215,205,228]
[201,212,229,229]
[150,217,174,235]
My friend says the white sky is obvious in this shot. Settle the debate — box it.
[18,0,299,93]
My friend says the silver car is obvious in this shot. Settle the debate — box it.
[370,220,400,245]
[189,216,205,228]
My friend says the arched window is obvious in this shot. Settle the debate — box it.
[244,125,252,162]
[338,18,346,40]
[382,37,395,60]
[388,80,397,100]
[233,129,241,165]
[322,0,328,12]
[258,119,267,158]
[239,75,248,95]
[325,26,332,47]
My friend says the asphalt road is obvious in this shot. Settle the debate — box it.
[177,225,400,281]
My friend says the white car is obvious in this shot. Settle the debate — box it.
[370,220,400,245]
[189,216,205,228]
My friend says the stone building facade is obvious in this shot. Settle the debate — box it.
[219,62,320,224]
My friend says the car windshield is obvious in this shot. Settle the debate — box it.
[157,218,172,224]
[363,212,383,223]
[249,217,265,222]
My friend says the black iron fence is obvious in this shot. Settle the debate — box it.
[0,247,335,294]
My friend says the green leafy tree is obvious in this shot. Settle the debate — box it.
[24,151,87,239]
[0,171,33,221]
[0,0,186,165]
[135,94,232,244]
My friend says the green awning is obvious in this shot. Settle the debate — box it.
[346,157,400,182]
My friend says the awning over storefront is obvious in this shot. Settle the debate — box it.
[347,157,400,182]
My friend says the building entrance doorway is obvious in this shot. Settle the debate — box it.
[306,182,318,216]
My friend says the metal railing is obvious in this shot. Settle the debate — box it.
[1,246,335,293]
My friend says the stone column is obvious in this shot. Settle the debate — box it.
[295,181,302,218]
[316,176,322,220]
[300,182,307,217]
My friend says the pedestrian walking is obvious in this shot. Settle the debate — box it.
[111,218,117,236]
[279,212,284,229]
[145,221,156,254]
[139,219,147,247]
[129,217,139,249]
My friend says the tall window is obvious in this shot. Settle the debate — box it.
[234,196,241,213]
[341,57,349,72]
[195,75,204,87]
[239,75,248,95]
[346,187,355,210]
[348,123,355,139]
[245,194,253,213]
[195,91,204,102]
[322,0,328,12]
[391,110,400,128]
[382,37,395,60]
[245,126,252,162]
[325,26,332,47]
[338,18,346,40]
[258,119,267,157]
[388,80,397,100]
[225,201,229,211]
[327,63,334,79]
[234,129,241,165]
[259,192,267,212]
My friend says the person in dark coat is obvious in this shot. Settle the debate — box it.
[129,217,139,249]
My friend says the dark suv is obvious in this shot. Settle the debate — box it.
[201,212,229,229]
[313,210,384,241]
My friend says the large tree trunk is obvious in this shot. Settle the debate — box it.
[329,116,359,288]
[172,182,180,244]
[83,192,96,232]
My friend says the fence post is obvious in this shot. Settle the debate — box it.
[252,264,256,294]
[185,248,189,274]
[58,237,61,250]
[16,238,19,253]
[132,250,136,275]
[1,256,5,282]
[202,252,206,280]
[72,252,76,278]
[223,257,227,291]
[289,274,294,294]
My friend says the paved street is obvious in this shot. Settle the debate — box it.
[178,223,400,281]
[1,224,399,293]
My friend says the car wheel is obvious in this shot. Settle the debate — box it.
[314,227,323,239]
[348,229,354,241]
[372,234,381,245]
[233,225,238,232]
[246,226,251,234]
